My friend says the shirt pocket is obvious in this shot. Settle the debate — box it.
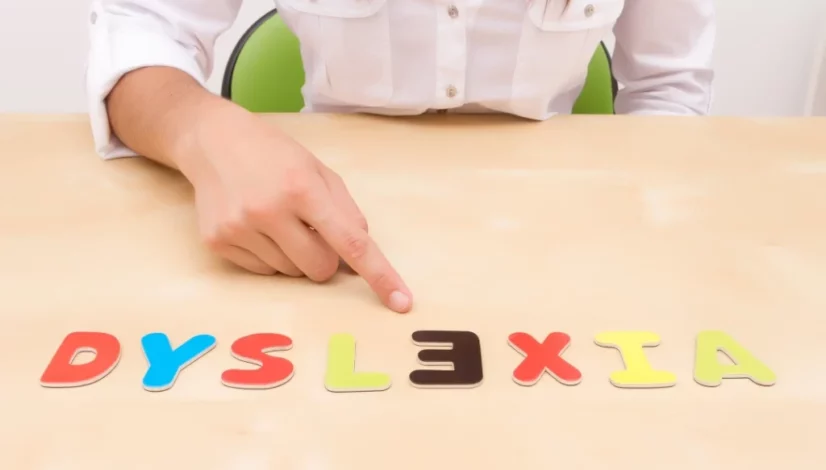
[528,0,625,32]
[507,0,624,118]
[277,0,393,107]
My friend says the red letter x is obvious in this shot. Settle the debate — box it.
[508,332,582,386]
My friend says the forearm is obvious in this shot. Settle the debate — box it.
[106,66,232,170]
[612,0,715,115]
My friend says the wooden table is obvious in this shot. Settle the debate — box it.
[1,113,825,469]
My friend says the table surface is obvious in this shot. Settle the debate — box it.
[1,113,825,469]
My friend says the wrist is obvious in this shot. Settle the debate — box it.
[168,94,241,176]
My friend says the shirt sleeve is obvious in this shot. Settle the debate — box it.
[87,0,242,159]
[611,0,716,116]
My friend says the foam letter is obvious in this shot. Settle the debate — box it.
[141,333,216,392]
[594,331,676,388]
[694,331,776,387]
[324,333,391,392]
[508,332,582,386]
[409,330,484,388]
[40,332,121,387]
[221,333,295,389]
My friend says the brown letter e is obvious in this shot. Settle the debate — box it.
[409,330,484,388]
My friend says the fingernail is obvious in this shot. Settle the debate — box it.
[389,290,411,313]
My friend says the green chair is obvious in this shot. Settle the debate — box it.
[222,9,617,114]
[572,41,617,115]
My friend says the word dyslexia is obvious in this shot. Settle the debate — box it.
[38,330,777,392]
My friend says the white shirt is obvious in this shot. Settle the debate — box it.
[87,0,716,160]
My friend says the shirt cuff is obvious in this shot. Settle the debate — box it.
[86,6,207,160]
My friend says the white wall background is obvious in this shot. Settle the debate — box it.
[1,0,825,115]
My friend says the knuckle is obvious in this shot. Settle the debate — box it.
[280,173,312,203]
[201,227,228,251]
[241,200,276,224]
[308,255,339,282]
[328,171,345,185]
[356,216,369,232]
[342,232,369,260]
[241,197,293,226]
[218,216,247,241]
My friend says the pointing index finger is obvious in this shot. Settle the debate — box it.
[304,202,412,313]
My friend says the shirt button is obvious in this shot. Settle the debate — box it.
[584,4,595,17]
[447,5,459,18]
[446,85,458,98]
[90,12,98,24]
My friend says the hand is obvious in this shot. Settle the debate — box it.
[175,105,413,313]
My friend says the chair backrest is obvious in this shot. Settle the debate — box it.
[223,9,616,115]
[222,10,304,113]
[572,42,617,115]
